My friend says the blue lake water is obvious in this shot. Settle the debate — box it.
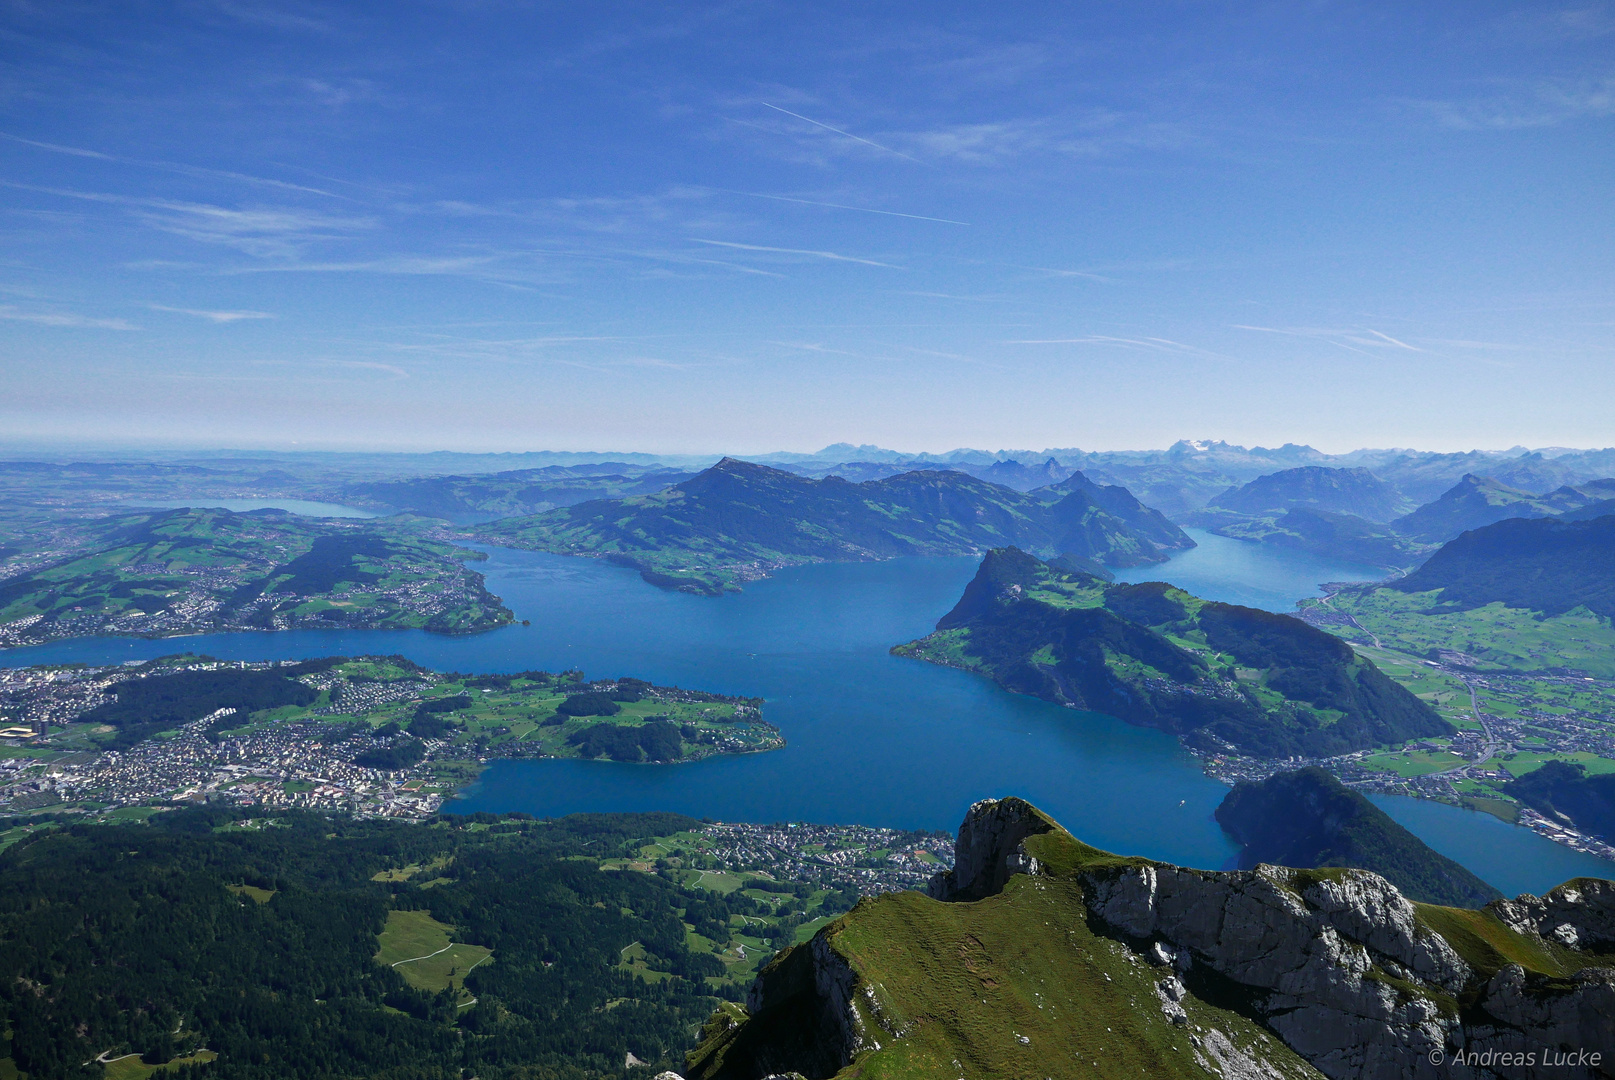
[3,540,1609,896]
[1112,528,1390,608]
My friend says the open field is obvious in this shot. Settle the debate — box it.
[1312,588,1615,678]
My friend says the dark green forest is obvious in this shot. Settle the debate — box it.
[1507,762,1615,843]
[1392,514,1615,618]
[0,809,811,1080]
[1214,767,1501,907]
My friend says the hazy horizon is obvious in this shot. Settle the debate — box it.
[4,2,1612,452]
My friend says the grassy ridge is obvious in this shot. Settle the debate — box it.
[896,548,1449,758]
[480,459,1192,594]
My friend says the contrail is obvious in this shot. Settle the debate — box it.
[759,103,925,164]
[723,189,968,225]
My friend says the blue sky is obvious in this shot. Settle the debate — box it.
[1,1,1612,454]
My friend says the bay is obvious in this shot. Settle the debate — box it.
[1112,527,1388,612]
[4,539,1609,895]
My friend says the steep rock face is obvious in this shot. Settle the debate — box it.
[1081,861,1466,1079]
[1490,878,1615,951]
[690,798,1615,1080]
[1464,965,1615,1074]
[925,796,1056,901]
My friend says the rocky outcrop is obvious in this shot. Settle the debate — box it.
[1490,878,1615,951]
[925,796,1054,901]
[1081,861,1465,1079]
[1462,965,1615,1077]
[692,798,1615,1080]
[689,924,897,1080]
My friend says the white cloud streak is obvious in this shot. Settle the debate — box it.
[0,132,344,198]
[0,305,138,330]
[149,305,275,323]
[691,238,902,269]
[758,103,927,164]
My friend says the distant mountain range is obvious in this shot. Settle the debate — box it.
[1209,465,1415,522]
[894,547,1449,757]
[1215,767,1500,907]
[1180,467,1615,570]
[479,459,1193,594]
[1391,474,1615,543]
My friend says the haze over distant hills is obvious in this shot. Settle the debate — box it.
[479,458,1193,595]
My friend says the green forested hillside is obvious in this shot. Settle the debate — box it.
[895,548,1449,757]
[1199,507,1428,568]
[1507,762,1615,844]
[1309,514,1615,676]
[0,809,825,1080]
[1389,513,1615,619]
[1214,767,1500,906]
[480,459,1192,594]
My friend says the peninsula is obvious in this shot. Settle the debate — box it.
[895,547,1449,758]
[0,654,781,817]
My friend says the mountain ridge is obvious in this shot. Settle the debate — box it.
[479,458,1193,594]
[686,796,1615,1080]
[895,547,1450,757]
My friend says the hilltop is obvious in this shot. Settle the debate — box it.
[1215,768,1500,907]
[1183,467,1428,568]
[1391,474,1589,544]
[1390,513,1615,619]
[1210,466,1413,522]
[480,458,1192,595]
[687,796,1615,1080]
[1311,514,1615,676]
[893,548,1449,758]
[1197,506,1428,569]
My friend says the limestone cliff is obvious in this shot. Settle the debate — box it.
[687,797,1615,1080]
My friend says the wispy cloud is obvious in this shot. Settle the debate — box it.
[0,305,137,330]
[0,133,344,198]
[1002,335,1230,360]
[719,189,969,225]
[758,103,926,164]
[1,181,373,258]
[1233,324,1425,356]
[209,0,334,34]
[692,238,902,269]
[336,360,408,379]
[1406,76,1615,130]
[149,305,275,323]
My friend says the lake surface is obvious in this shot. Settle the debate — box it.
[4,538,1609,896]
[1112,528,1389,610]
